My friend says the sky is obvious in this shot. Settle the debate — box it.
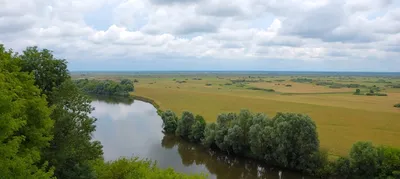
[1,0,400,71]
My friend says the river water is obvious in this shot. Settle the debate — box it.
[91,96,308,179]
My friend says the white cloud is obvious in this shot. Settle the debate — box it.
[0,0,399,71]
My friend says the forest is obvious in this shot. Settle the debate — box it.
[161,109,400,178]
[0,44,199,179]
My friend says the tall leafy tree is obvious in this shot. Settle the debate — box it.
[161,110,179,133]
[349,141,378,177]
[176,111,196,138]
[189,115,206,142]
[44,81,103,178]
[272,113,319,171]
[19,46,103,178]
[20,46,69,105]
[0,45,54,178]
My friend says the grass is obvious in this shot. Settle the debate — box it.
[72,73,400,157]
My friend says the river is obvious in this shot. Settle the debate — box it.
[91,96,309,179]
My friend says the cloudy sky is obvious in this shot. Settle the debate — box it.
[1,0,400,71]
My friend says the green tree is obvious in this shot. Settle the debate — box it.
[20,46,69,105]
[0,45,54,178]
[272,113,320,171]
[376,146,400,178]
[202,123,217,147]
[214,113,236,151]
[333,157,351,177]
[248,114,274,160]
[189,115,206,142]
[19,46,103,179]
[176,111,196,138]
[43,80,103,179]
[161,110,179,133]
[354,88,361,95]
[349,141,378,177]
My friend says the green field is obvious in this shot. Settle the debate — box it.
[73,73,400,156]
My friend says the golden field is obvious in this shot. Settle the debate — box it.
[74,73,400,157]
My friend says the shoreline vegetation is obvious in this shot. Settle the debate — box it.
[130,93,400,178]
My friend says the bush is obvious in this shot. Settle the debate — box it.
[161,110,179,133]
[394,103,400,108]
[366,93,388,96]
[247,87,275,92]
[205,83,212,86]
[93,157,205,179]
[353,88,361,95]
[176,111,196,138]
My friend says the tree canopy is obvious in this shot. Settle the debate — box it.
[0,45,54,178]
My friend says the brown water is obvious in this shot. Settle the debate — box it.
[91,96,309,179]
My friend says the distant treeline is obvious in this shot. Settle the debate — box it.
[75,79,134,96]
[160,109,400,178]
[315,81,367,89]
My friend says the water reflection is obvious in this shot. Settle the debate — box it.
[91,97,308,179]
[161,134,309,179]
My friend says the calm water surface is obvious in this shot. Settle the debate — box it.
[91,96,309,179]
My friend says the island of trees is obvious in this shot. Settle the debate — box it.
[75,78,134,96]
[0,44,201,179]
[161,109,400,178]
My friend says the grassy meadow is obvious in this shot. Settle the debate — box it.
[73,72,400,157]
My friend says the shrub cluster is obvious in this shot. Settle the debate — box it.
[75,79,134,96]
[93,157,205,179]
[320,142,400,178]
[247,87,275,92]
[161,109,400,178]
[394,103,400,108]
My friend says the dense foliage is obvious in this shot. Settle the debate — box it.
[161,109,400,178]
[161,109,322,174]
[92,157,205,179]
[75,79,134,96]
[0,44,193,179]
[0,45,54,178]
[161,110,179,133]
[395,103,400,108]
[246,87,275,92]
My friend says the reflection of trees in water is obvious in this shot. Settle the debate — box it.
[90,95,134,105]
[160,134,301,179]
